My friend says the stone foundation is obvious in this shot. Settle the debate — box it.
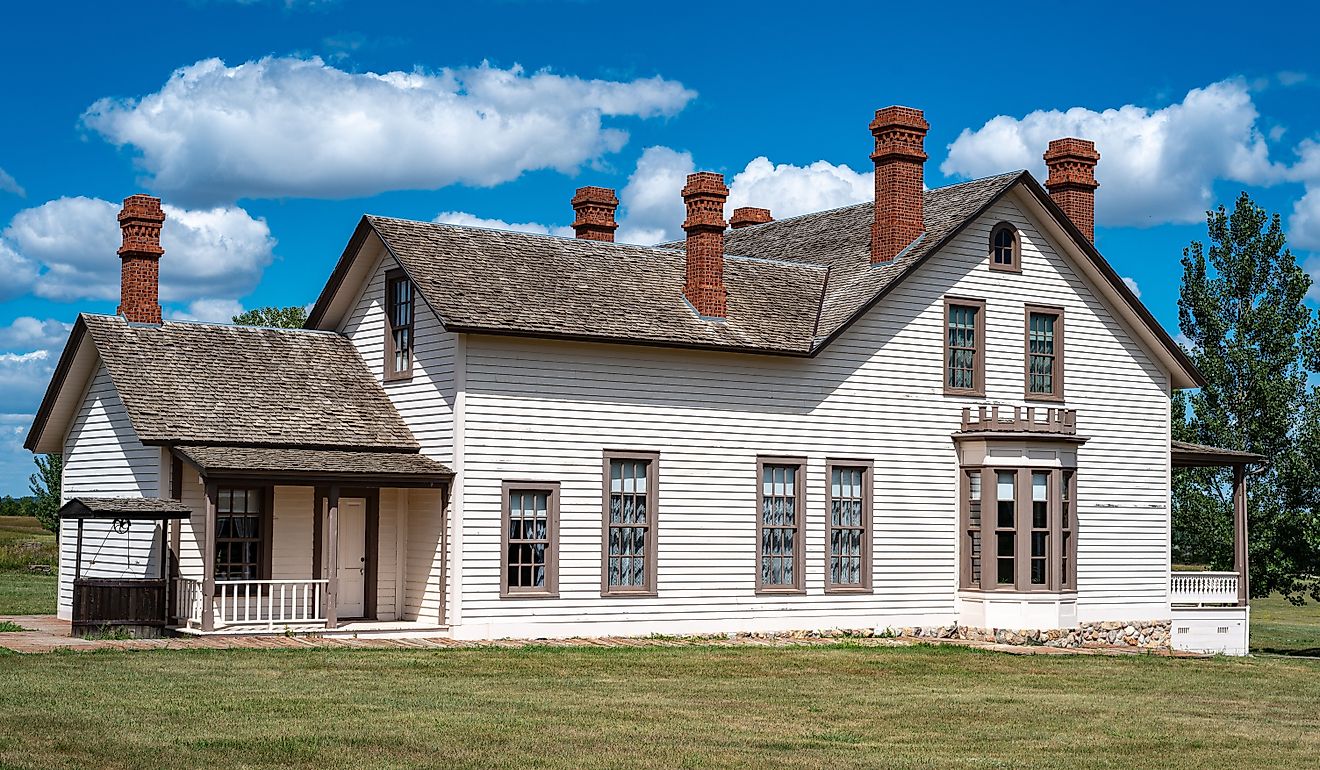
[893,619,1172,650]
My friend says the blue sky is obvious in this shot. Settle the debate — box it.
[2,0,1319,495]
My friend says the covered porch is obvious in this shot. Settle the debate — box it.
[1168,440,1264,655]
[168,445,452,635]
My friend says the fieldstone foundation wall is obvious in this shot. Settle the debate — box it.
[894,620,1172,650]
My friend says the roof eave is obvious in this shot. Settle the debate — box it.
[1014,177,1206,389]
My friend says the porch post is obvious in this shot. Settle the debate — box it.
[1232,464,1249,606]
[202,482,217,632]
[326,485,339,628]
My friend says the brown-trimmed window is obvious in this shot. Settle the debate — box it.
[757,457,805,593]
[961,467,1077,592]
[215,487,269,580]
[990,222,1021,272]
[1025,305,1064,401]
[825,461,871,592]
[385,268,414,381]
[944,297,985,396]
[501,483,559,597]
[602,451,659,596]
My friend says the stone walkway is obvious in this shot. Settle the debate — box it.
[0,615,1206,656]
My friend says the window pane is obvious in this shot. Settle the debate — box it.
[607,459,651,589]
[996,471,1015,529]
[947,305,978,389]
[829,466,866,587]
[761,464,800,588]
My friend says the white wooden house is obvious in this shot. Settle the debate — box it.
[26,107,1259,653]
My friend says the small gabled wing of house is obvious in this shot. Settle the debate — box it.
[25,314,432,459]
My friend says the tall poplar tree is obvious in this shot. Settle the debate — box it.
[1173,192,1320,603]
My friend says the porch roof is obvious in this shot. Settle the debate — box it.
[59,497,192,521]
[175,445,453,487]
[1171,440,1266,468]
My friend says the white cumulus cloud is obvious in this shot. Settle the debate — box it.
[0,350,54,413]
[726,157,871,219]
[167,298,247,324]
[0,317,72,351]
[942,79,1285,228]
[615,146,695,245]
[433,211,573,238]
[2,197,276,304]
[1122,277,1141,298]
[81,56,696,205]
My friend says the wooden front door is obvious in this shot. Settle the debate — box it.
[337,498,367,618]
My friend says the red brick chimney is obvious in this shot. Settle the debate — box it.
[681,172,729,318]
[571,186,619,242]
[1043,138,1101,242]
[117,194,165,324]
[730,207,773,229]
[870,106,929,264]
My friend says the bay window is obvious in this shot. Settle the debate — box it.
[962,467,1076,592]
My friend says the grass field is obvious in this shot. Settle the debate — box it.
[0,644,1317,769]
[0,516,57,615]
[1250,593,1320,656]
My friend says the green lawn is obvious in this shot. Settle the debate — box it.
[0,645,1317,769]
[0,516,57,615]
[1250,593,1320,656]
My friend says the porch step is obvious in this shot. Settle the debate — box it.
[171,621,451,640]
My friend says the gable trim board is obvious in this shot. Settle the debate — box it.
[305,173,1202,389]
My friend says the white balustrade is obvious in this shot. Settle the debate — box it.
[215,579,328,629]
[1169,571,1239,606]
[174,577,204,625]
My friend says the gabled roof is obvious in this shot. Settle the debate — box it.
[307,170,1200,387]
[26,314,420,453]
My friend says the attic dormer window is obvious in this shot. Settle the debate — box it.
[990,223,1020,273]
[385,268,414,381]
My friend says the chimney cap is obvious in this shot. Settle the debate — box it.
[1044,137,1100,162]
[682,172,728,197]
[571,185,619,207]
[870,105,929,133]
[118,194,165,223]
[730,207,773,229]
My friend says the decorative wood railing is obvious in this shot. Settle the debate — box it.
[1170,571,1240,606]
[174,577,204,625]
[216,579,329,629]
[960,405,1077,435]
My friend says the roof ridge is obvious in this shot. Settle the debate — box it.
[82,312,341,336]
[367,213,688,254]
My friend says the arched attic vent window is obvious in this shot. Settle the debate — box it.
[990,222,1021,273]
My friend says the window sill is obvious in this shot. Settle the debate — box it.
[601,589,658,598]
[499,591,559,599]
[989,263,1022,274]
[754,587,807,596]
[1023,392,1065,404]
[383,372,414,384]
[958,588,1077,598]
[944,387,986,398]
[823,586,873,595]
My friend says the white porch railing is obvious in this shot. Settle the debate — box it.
[1170,571,1240,606]
[216,579,329,629]
[175,577,204,625]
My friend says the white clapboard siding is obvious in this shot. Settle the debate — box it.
[56,365,165,618]
[404,488,446,623]
[452,193,1171,639]
[338,243,459,465]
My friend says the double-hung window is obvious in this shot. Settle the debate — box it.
[825,461,871,592]
[501,483,559,597]
[602,452,659,596]
[215,487,269,580]
[757,458,805,593]
[385,268,414,380]
[961,467,1078,592]
[1025,305,1064,401]
[944,297,985,396]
